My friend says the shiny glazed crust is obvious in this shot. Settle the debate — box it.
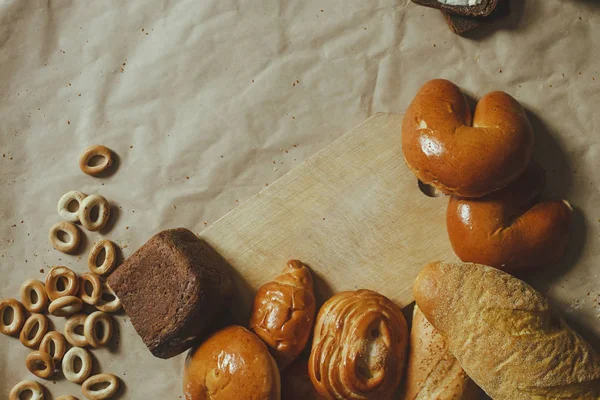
[446,162,572,272]
[402,306,482,400]
[309,290,408,400]
[402,79,533,198]
[183,325,281,400]
[250,260,316,368]
[414,262,600,399]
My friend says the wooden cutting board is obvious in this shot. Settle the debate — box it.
[200,113,455,320]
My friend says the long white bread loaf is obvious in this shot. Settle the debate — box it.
[413,261,600,400]
[403,305,483,400]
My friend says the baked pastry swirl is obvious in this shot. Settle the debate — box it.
[309,290,408,400]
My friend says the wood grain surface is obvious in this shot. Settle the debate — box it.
[201,113,455,321]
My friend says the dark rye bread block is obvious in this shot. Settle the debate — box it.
[108,228,233,359]
[443,0,510,35]
[412,0,498,17]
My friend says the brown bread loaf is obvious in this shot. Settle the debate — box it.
[108,228,233,359]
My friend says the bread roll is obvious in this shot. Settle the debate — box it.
[403,306,482,400]
[402,79,533,198]
[309,290,408,400]
[183,325,281,400]
[250,260,316,369]
[447,162,572,272]
[414,262,600,399]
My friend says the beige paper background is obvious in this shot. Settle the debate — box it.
[0,0,599,398]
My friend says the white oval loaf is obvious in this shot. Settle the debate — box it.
[413,261,600,400]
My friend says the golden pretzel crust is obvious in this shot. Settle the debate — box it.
[84,311,113,348]
[95,282,122,313]
[79,145,113,176]
[64,314,89,347]
[82,373,120,400]
[79,195,111,232]
[309,290,408,400]
[26,350,55,379]
[402,79,534,198]
[49,295,83,317]
[20,313,49,348]
[45,266,79,301]
[49,221,82,254]
[79,272,103,305]
[250,260,316,368]
[40,331,67,363]
[21,279,50,313]
[9,380,44,400]
[0,298,25,336]
[88,240,117,276]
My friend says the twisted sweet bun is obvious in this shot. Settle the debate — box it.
[447,162,572,271]
[309,290,408,400]
[250,260,316,368]
[402,306,482,400]
[183,325,281,400]
[402,79,534,198]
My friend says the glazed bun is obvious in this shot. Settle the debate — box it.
[402,79,534,198]
[184,325,281,400]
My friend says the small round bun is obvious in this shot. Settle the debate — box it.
[402,79,534,198]
[446,162,573,271]
[183,325,280,400]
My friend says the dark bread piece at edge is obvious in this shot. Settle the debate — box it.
[412,0,498,17]
[108,228,233,359]
[443,0,510,35]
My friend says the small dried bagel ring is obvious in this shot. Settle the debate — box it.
[58,191,87,223]
[45,266,79,301]
[82,373,119,399]
[49,221,82,254]
[84,311,113,348]
[95,282,122,313]
[79,195,110,231]
[40,331,67,363]
[20,279,50,313]
[63,347,93,383]
[20,313,49,348]
[79,273,103,305]
[64,314,89,347]
[9,380,45,400]
[49,296,83,317]
[26,350,55,379]
[88,240,117,276]
[79,145,113,176]
[57,397,79,400]
[0,298,25,336]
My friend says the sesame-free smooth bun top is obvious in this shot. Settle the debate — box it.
[402,79,534,198]
[413,262,600,400]
[183,325,281,400]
